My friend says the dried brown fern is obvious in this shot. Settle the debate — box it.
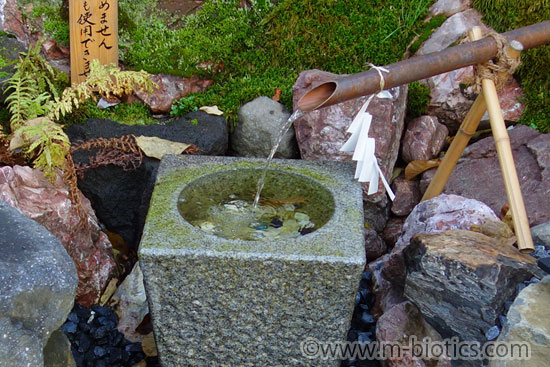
[0,136,27,166]
[63,154,89,230]
[70,135,144,178]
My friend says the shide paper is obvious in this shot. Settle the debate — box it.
[340,91,395,200]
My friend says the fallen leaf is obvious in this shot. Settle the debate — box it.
[142,332,158,357]
[199,105,224,116]
[272,88,282,102]
[100,278,119,306]
[404,159,441,180]
[135,136,191,160]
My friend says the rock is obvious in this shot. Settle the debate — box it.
[0,0,40,45]
[66,115,228,249]
[531,221,550,248]
[44,328,76,367]
[0,165,116,306]
[0,201,78,367]
[441,125,550,226]
[42,39,69,60]
[381,216,405,248]
[292,69,408,205]
[417,9,485,56]
[382,194,499,287]
[396,194,499,248]
[364,198,391,233]
[111,263,149,343]
[376,301,451,367]
[367,254,406,316]
[135,74,214,114]
[390,176,421,217]
[404,229,543,343]
[430,0,471,16]
[538,257,550,274]
[490,276,550,367]
[401,115,448,163]
[416,10,525,133]
[419,167,436,194]
[365,227,388,262]
[231,96,299,158]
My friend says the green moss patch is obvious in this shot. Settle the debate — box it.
[473,0,550,132]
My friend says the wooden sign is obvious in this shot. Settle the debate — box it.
[69,0,118,84]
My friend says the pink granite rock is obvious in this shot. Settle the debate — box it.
[401,116,448,163]
[365,228,388,262]
[441,125,550,226]
[391,176,422,217]
[136,74,214,114]
[381,216,406,248]
[0,165,116,306]
[429,0,471,17]
[367,254,406,317]
[0,0,41,45]
[376,301,451,367]
[292,69,408,203]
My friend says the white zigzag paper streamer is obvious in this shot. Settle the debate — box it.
[340,92,395,201]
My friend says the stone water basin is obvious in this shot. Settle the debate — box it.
[139,155,365,366]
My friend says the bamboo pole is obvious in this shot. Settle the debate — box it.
[422,39,523,201]
[469,26,534,253]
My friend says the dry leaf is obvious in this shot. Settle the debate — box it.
[100,278,119,306]
[9,117,48,150]
[404,159,441,180]
[142,332,158,357]
[272,88,282,102]
[198,105,224,116]
[135,136,191,160]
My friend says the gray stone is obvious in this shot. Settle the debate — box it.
[490,276,550,367]
[401,115,449,163]
[429,0,471,16]
[139,155,365,366]
[404,230,543,343]
[44,328,76,367]
[232,96,299,158]
[0,201,78,367]
[531,222,550,248]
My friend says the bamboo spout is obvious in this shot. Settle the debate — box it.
[297,21,550,111]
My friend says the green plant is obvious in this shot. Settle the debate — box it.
[86,102,157,126]
[473,0,550,132]
[4,43,155,179]
[408,14,448,54]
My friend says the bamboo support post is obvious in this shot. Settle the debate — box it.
[422,39,523,201]
[469,26,534,253]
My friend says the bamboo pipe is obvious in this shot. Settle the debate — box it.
[422,40,523,201]
[297,21,550,111]
[469,27,534,253]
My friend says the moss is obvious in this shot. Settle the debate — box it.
[129,0,438,124]
[472,0,550,132]
[409,14,448,54]
[85,102,158,125]
[406,81,431,119]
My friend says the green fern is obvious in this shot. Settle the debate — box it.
[4,44,155,180]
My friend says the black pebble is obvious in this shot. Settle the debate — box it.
[62,322,77,334]
[270,218,283,228]
[299,227,314,235]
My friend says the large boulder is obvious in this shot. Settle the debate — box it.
[490,276,550,367]
[376,301,451,367]
[381,194,499,288]
[0,165,116,306]
[0,201,78,367]
[231,96,299,158]
[292,69,408,227]
[404,230,543,343]
[416,10,524,133]
[66,115,228,249]
[435,125,550,226]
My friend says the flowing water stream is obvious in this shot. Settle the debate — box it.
[252,109,304,207]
